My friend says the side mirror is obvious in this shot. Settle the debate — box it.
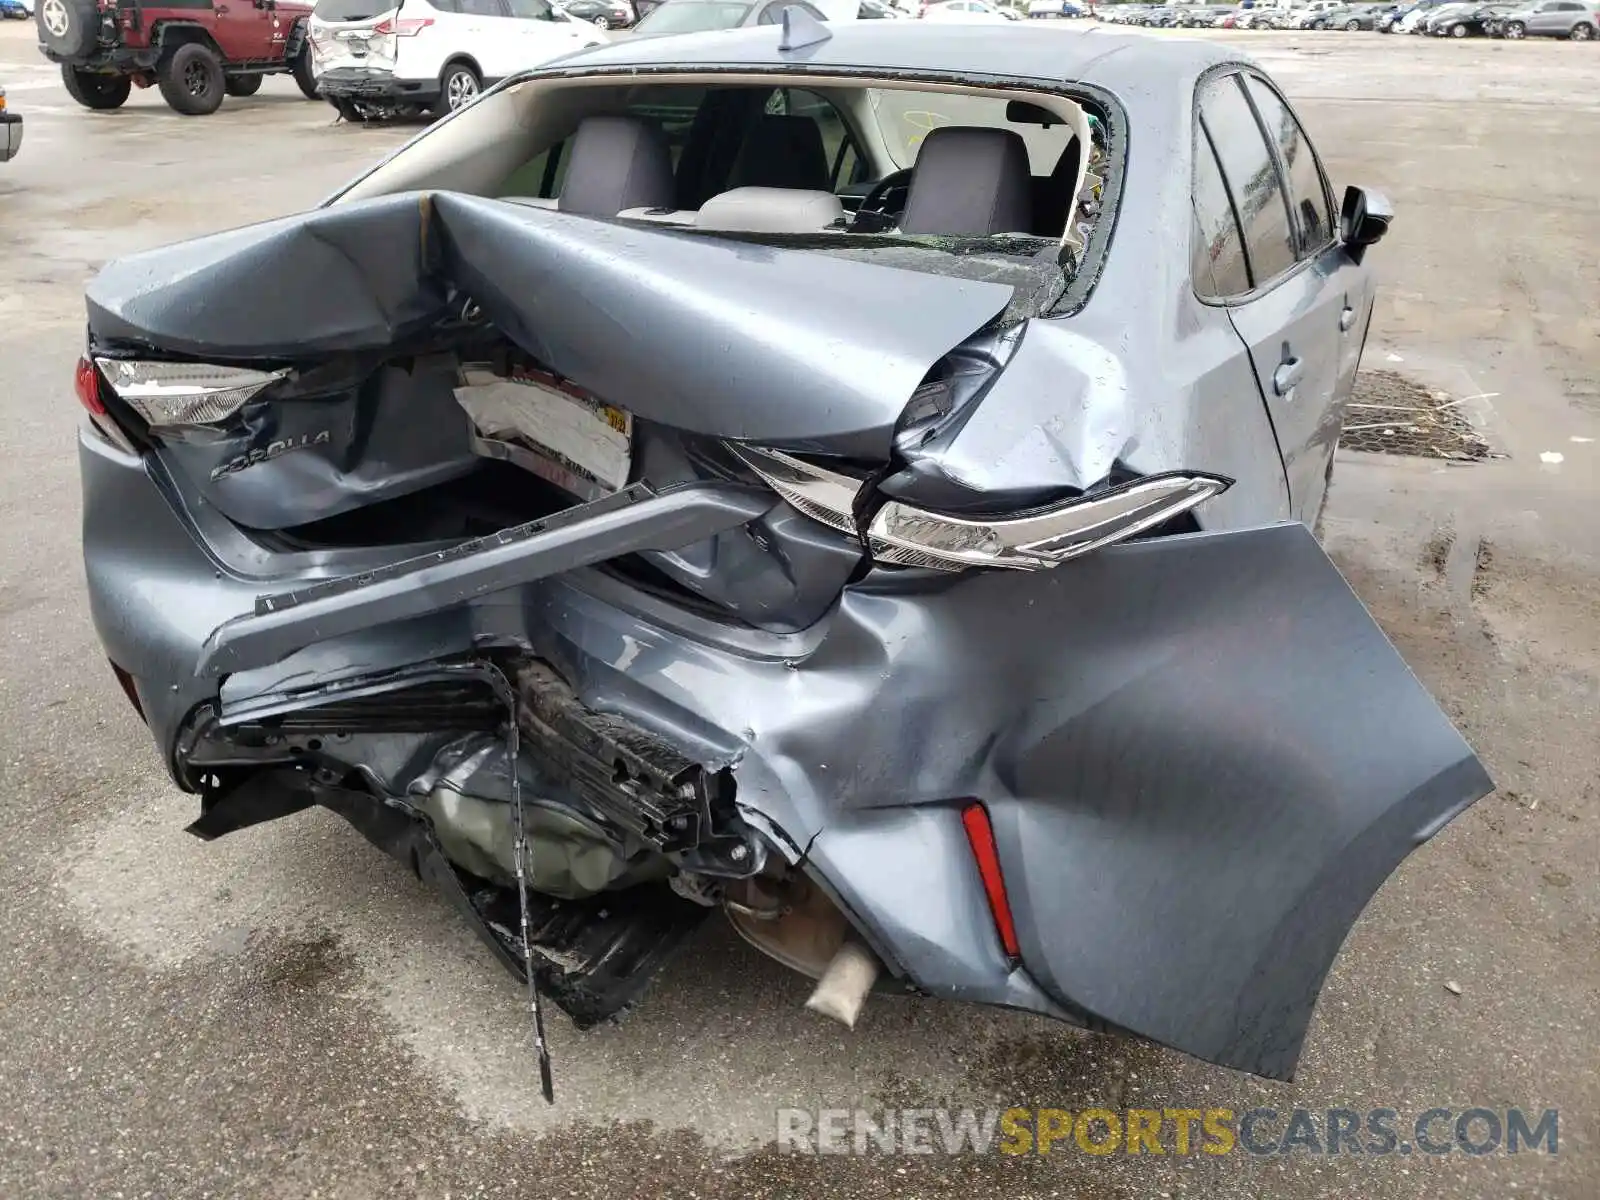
[1340,184,1393,265]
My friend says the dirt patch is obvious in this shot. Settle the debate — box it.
[1471,538,1495,599]
[1342,370,1495,461]
[1420,526,1455,578]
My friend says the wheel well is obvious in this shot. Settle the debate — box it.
[284,17,311,57]
[440,55,483,82]
[152,21,222,60]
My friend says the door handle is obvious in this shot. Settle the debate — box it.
[1274,356,1305,397]
[1339,305,1357,332]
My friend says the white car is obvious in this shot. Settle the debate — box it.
[922,0,1016,19]
[309,0,608,122]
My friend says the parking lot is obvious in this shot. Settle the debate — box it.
[1,19,1597,1200]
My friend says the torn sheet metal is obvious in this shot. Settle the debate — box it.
[198,480,774,676]
[86,391,1492,1081]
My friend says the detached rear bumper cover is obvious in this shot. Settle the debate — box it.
[317,68,443,104]
[83,427,1490,1080]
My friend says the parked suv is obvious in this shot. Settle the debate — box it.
[1495,0,1596,35]
[36,0,320,116]
[308,0,607,122]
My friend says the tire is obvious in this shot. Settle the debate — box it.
[60,66,131,110]
[35,0,98,58]
[157,42,225,116]
[1345,18,1360,29]
[1505,19,1524,36]
[1571,21,1594,39]
[591,14,609,26]
[224,75,261,97]
[292,44,320,99]
[433,61,480,117]
[1450,22,1467,36]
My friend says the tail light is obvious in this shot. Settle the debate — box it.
[961,802,1020,960]
[92,358,287,429]
[372,16,434,33]
[729,445,1230,572]
[75,356,137,453]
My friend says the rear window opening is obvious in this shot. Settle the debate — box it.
[334,72,1116,309]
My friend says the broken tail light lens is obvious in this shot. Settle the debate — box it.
[93,358,287,429]
[75,356,138,454]
[867,473,1232,569]
[373,16,434,33]
[730,445,1230,571]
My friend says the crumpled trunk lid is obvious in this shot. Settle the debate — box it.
[85,191,1016,461]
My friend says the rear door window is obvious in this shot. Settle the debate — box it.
[1191,124,1251,298]
[1240,75,1334,256]
[1196,73,1296,287]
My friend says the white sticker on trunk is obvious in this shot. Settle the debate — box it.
[455,367,632,499]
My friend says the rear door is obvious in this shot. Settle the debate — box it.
[210,0,279,59]
[1539,0,1584,31]
[1200,70,1367,526]
[1525,0,1558,31]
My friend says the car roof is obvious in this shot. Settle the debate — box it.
[543,22,1247,97]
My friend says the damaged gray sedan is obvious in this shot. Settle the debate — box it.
[77,17,1489,1096]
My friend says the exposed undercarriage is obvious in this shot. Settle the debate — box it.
[177,654,849,1041]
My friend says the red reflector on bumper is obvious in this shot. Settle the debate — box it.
[961,801,1020,960]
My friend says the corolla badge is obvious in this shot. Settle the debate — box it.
[210,430,332,481]
[41,0,71,37]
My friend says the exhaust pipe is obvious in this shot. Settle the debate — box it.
[723,875,883,1027]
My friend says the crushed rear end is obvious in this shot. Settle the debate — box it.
[79,184,1490,1089]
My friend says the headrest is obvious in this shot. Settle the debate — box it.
[729,115,832,192]
[899,126,1034,237]
[558,116,675,218]
[695,187,846,233]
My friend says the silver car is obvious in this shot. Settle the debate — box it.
[76,20,1488,1097]
[1496,0,1597,35]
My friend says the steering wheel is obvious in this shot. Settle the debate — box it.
[853,168,915,227]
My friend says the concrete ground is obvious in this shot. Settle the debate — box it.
[1,22,1595,1200]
